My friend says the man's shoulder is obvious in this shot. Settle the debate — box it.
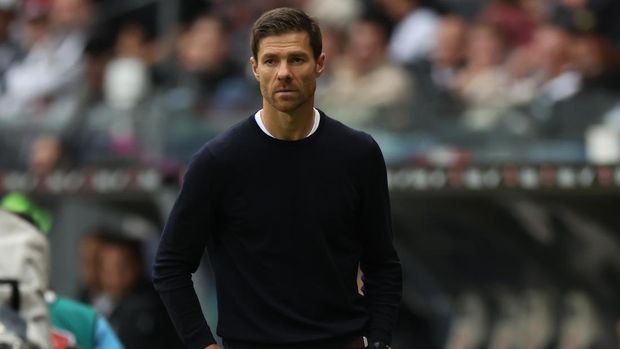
[321,110,378,150]
[193,115,254,159]
[320,111,385,170]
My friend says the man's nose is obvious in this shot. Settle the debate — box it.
[276,62,292,80]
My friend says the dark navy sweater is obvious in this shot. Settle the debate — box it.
[152,111,402,349]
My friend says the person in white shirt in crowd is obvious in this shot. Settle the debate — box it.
[529,24,582,105]
[407,14,468,127]
[0,0,92,129]
[376,0,439,64]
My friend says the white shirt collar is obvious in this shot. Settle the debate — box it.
[254,108,320,139]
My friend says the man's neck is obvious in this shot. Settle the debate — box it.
[261,100,316,141]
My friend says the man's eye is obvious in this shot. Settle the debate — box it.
[292,57,305,63]
[264,59,275,65]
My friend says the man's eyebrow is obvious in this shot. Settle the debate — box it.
[288,51,310,57]
[260,53,277,59]
[260,51,310,58]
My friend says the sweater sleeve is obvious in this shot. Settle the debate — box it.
[358,138,403,345]
[152,147,221,349]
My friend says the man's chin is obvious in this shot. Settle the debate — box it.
[271,101,301,114]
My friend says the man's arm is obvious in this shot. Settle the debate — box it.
[358,138,403,346]
[153,148,221,349]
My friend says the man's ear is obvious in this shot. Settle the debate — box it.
[315,52,326,77]
[250,56,260,81]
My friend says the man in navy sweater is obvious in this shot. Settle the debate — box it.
[152,7,402,349]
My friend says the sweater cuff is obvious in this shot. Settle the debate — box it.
[187,330,217,349]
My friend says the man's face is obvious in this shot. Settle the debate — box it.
[251,31,325,114]
[378,0,415,20]
[433,17,467,68]
[348,21,386,72]
[180,17,228,72]
[79,236,102,289]
[99,245,141,298]
[531,26,571,73]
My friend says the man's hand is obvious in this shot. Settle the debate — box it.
[205,345,221,349]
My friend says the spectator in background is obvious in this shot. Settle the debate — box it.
[152,13,257,163]
[502,22,580,108]
[455,22,513,130]
[78,231,104,304]
[529,24,581,105]
[504,23,618,140]
[64,24,115,115]
[300,0,357,83]
[532,25,619,140]
[95,232,182,349]
[519,0,554,24]
[409,15,467,126]
[75,17,167,166]
[165,14,252,114]
[27,135,71,176]
[315,24,345,84]
[480,0,536,47]
[377,0,439,64]
[0,0,19,89]
[552,0,620,48]
[302,0,361,30]
[78,52,164,165]
[427,15,468,92]
[107,5,162,85]
[571,33,620,91]
[318,12,415,130]
[0,0,93,129]
[178,1,301,71]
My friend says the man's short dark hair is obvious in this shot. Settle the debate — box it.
[251,7,322,60]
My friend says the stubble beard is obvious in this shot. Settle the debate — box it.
[267,89,315,114]
[271,96,302,113]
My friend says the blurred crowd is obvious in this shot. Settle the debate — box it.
[0,0,619,172]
